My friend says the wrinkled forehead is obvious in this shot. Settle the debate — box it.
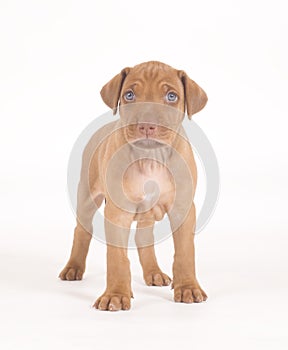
[122,65,183,92]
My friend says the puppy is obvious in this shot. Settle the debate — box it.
[59,61,208,311]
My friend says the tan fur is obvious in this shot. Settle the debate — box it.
[59,61,208,311]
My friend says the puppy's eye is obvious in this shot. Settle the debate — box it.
[124,90,135,101]
[166,92,178,102]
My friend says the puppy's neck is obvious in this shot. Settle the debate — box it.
[128,143,173,166]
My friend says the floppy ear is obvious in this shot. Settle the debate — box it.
[100,67,130,115]
[178,70,208,119]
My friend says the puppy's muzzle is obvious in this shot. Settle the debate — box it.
[138,123,157,137]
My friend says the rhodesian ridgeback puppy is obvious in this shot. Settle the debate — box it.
[59,61,208,311]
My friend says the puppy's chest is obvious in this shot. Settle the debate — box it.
[123,160,175,220]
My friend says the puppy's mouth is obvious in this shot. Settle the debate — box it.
[124,123,175,149]
[131,138,166,149]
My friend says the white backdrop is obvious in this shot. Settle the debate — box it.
[0,1,287,349]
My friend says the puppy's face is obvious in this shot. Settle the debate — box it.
[119,63,185,147]
[100,61,208,148]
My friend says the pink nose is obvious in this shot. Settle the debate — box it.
[138,123,157,136]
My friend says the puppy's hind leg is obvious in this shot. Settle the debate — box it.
[135,221,171,286]
[59,180,104,281]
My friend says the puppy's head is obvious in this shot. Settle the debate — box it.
[100,61,207,147]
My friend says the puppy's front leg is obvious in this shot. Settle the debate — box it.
[94,203,133,311]
[169,204,207,303]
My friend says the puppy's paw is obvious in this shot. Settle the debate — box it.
[144,271,171,287]
[94,293,131,311]
[174,285,207,303]
[58,264,85,281]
